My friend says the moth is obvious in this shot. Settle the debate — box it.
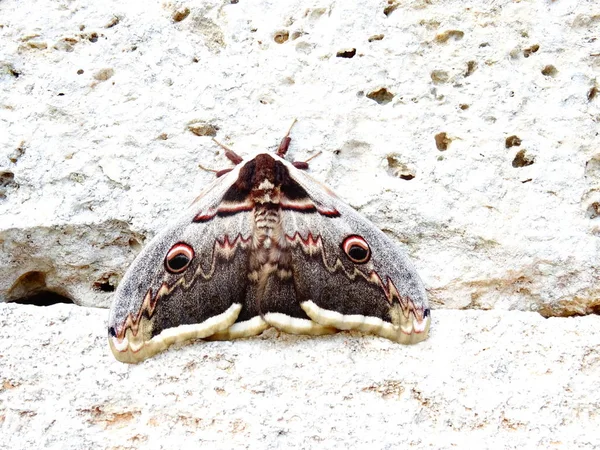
[108,123,430,363]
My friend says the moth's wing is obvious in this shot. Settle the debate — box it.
[108,167,263,363]
[278,160,430,344]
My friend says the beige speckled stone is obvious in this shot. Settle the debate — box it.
[1,303,599,449]
[1,1,599,314]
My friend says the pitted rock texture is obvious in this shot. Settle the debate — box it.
[1,0,599,314]
[1,303,599,449]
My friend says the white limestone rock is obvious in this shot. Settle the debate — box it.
[0,0,599,314]
[0,303,599,449]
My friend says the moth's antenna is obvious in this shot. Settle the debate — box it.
[277,118,298,157]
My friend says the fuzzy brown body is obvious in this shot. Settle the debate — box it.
[108,138,430,363]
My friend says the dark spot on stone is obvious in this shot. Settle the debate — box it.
[465,60,477,77]
[587,86,597,101]
[430,70,448,84]
[0,171,18,199]
[368,34,384,42]
[435,132,451,151]
[274,30,289,44]
[541,65,558,77]
[586,202,600,219]
[89,32,98,43]
[460,104,469,110]
[188,122,218,137]
[109,326,117,337]
[387,155,415,180]
[336,48,356,58]
[94,281,114,292]
[105,16,120,28]
[424,308,430,317]
[523,44,539,58]
[366,87,394,105]
[505,135,522,148]
[435,30,464,43]
[77,69,84,75]
[57,93,65,96]
[383,1,399,16]
[512,149,535,167]
[172,7,190,22]
[9,142,26,164]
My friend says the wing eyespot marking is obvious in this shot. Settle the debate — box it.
[165,242,195,274]
[341,235,371,264]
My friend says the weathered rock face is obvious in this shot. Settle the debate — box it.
[1,303,599,448]
[1,0,599,315]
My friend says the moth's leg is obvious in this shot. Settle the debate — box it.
[277,118,298,157]
[211,137,244,165]
[197,164,233,178]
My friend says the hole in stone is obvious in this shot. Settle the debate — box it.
[512,149,535,167]
[12,291,74,306]
[105,16,120,28]
[387,155,415,180]
[430,70,448,84]
[2,62,21,78]
[1,171,16,187]
[435,132,451,151]
[129,237,143,252]
[77,69,84,75]
[586,202,600,219]
[465,60,477,77]
[172,7,190,22]
[383,1,399,16]
[523,44,539,58]
[9,142,26,164]
[274,30,289,44]
[435,30,464,43]
[585,155,600,179]
[505,135,522,148]
[541,65,558,77]
[8,271,74,306]
[336,48,356,58]
[368,34,384,42]
[88,32,98,43]
[93,277,117,293]
[366,88,394,105]
[0,171,19,199]
[459,104,469,110]
[587,86,597,101]
[188,122,218,137]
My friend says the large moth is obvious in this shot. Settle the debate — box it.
[108,124,430,363]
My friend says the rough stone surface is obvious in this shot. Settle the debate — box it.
[1,303,599,449]
[1,1,599,313]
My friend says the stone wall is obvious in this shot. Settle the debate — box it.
[1,0,599,447]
